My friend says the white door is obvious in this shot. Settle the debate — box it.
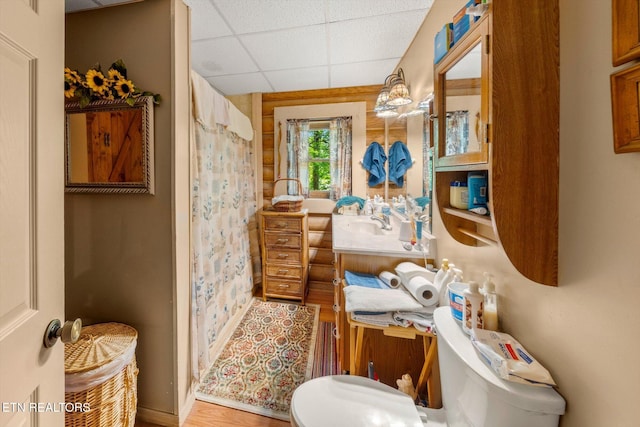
[0,1,65,426]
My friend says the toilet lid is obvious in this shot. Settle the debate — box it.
[290,375,425,427]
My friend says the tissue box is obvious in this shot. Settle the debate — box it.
[452,0,481,44]
[434,23,453,64]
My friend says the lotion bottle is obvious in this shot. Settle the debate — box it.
[482,273,498,331]
[437,262,456,306]
[462,280,483,335]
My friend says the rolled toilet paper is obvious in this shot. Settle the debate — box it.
[404,276,440,307]
[394,262,436,284]
[379,271,401,289]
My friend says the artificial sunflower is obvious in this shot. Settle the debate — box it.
[114,79,135,99]
[64,80,77,98]
[108,68,124,82]
[64,67,82,84]
[85,68,109,95]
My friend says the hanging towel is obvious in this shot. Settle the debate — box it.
[362,141,387,187]
[336,196,365,209]
[388,141,412,187]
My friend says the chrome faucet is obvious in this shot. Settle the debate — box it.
[370,214,392,230]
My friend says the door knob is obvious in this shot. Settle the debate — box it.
[43,318,82,348]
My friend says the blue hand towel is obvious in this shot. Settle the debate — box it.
[336,196,365,209]
[362,141,387,187]
[388,141,412,187]
[344,270,388,289]
[414,196,430,209]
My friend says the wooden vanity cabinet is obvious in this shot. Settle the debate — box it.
[259,209,309,304]
[433,2,559,285]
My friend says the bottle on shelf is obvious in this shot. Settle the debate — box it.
[482,272,498,331]
[462,280,483,335]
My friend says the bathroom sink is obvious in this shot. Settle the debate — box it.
[340,218,391,236]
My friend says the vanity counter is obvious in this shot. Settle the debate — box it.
[331,213,436,259]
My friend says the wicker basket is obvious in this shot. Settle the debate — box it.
[272,178,304,212]
[64,323,138,427]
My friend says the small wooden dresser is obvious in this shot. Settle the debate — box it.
[259,209,309,304]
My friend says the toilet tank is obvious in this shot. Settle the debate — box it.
[433,307,566,427]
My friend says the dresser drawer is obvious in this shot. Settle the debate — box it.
[264,232,301,248]
[264,277,303,296]
[265,247,302,264]
[264,216,302,232]
[265,264,303,280]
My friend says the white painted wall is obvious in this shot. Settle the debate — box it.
[400,1,640,425]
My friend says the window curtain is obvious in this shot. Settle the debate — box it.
[191,120,257,380]
[329,117,352,200]
[286,117,352,200]
[286,119,309,196]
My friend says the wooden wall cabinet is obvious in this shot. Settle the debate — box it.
[259,210,309,303]
[433,2,559,286]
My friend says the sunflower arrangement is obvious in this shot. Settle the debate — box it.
[65,59,161,107]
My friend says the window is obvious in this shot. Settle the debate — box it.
[308,122,330,196]
[285,117,352,200]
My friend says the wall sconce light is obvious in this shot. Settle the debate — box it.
[374,68,412,118]
[386,68,412,106]
[374,74,399,118]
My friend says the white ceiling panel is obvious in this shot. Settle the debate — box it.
[184,0,232,41]
[241,25,327,71]
[329,10,427,65]
[65,0,433,95]
[330,58,399,88]
[212,0,326,34]
[206,73,274,96]
[265,67,329,92]
[326,0,433,22]
[191,37,258,76]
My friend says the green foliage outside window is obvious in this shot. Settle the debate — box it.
[308,129,331,191]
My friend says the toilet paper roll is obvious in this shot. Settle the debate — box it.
[379,271,401,289]
[403,276,441,307]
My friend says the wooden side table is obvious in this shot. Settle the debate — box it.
[347,314,442,408]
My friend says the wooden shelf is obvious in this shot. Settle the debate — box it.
[443,207,492,227]
[457,228,497,246]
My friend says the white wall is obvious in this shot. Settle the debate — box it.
[403,1,640,425]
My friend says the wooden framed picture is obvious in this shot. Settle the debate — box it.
[611,63,640,153]
[612,0,640,66]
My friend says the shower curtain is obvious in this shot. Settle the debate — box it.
[190,72,257,380]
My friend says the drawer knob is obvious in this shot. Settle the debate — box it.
[277,253,289,258]
[277,284,290,288]
[276,238,289,243]
[278,269,289,274]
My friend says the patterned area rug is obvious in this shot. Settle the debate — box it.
[196,299,319,420]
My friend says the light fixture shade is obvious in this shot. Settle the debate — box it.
[376,108,399,118]
[386,68,412,106]
[374,88,390,112]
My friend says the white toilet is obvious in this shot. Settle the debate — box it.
[290,307,566,426]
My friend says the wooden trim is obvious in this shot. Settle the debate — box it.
[611,63,640,153]
[612,0,640,66]
[136,407,179,427]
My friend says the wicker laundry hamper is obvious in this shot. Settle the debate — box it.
[64,323,138,427]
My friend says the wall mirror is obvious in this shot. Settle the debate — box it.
[65,96,154,194]
[434,18,489,168]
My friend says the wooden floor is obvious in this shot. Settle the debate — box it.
[135,287,333,427]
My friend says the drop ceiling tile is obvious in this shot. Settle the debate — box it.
[212,0,325,34]
[330,58,398,88]
[191,37,258,76]
[183,0,232,40]
[206,73,273,96]
[241,25,327,71]
[327,0,431,22]
[264,67,329,92]
[329,10,426,64]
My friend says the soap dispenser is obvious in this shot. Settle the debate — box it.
[462,280,483,335]
[482,273,498,331]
